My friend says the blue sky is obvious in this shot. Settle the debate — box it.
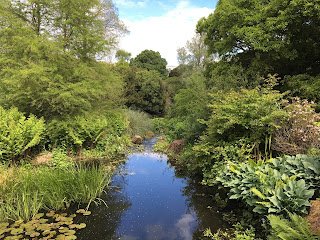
[114,0,217,20]
[114,0,217,66]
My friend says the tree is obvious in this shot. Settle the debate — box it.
[197,0,320,76]
[124,69,165,115]
[177,47,190,65]
[9,0,127,60]
[0,5,124,119]
[115,49,131,62]
[130,50,168,76]
[177,33,207,68]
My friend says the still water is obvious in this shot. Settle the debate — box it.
[77,139,226,240]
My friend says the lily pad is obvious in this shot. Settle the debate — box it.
[10,228,24,235]
[74,223,86,229]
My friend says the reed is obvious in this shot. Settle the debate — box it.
[0,164,112,221]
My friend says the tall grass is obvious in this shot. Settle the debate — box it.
[0,164,112,221]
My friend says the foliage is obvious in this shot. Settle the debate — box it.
[213,158,316,215]
[268,213,319,240]
[49,149,73,169]
[0,163,111,221]
[125,109,152,137]
[8,0,126,59]
[194,140,253,177]
[153,137,170,153]
[197,0,320,76]
[124,69,166,115]
[285,74,320,111]
[202,80,287,157]
[177,33,208,68]
[115,49,131,63]
[273,98,320,155]
[47,111,129,157]
[0,2,124,119]
[167,72,210,142]
[0,107,45,162]
[204,224,255,240]
[271,155,320,189]
[205,61,260,90]
[130,49,168,76]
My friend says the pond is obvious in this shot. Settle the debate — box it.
[76,138,227,240]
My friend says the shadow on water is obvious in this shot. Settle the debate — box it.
[76,138,227,240]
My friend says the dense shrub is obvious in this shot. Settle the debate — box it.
[203,86,287,152]
[180,140,253,175]
[204,224,256,240]
[272,99,320,155]
[0,107,45,162]
[166,72,210,142]
[124,69,166,115]
[47,111,129,156]
[285,74,320,111]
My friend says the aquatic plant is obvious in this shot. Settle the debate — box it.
[0,210,89,239]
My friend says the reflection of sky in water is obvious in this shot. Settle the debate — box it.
[115,152,198,240]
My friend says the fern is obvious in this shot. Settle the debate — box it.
[268,214,319,240]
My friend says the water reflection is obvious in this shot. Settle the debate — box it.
[77,140,226,240]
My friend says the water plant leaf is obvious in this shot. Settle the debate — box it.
[10,228,24,235]
[83,211,91,216]
[74,223,86,229]
[46,211,56,217]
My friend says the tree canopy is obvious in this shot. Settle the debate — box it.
[197,0,320,77]
[130,50,168,76]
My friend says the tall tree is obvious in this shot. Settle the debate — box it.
[0,2,124,119]
[197,0,320,76]
[130,50,168,76]
[9,0,127,60]
[115,49,131,62]
[124,69,165,115]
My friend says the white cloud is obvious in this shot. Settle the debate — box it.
[119,0,213,66]
[114,0,148,8]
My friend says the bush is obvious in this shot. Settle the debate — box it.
[125,109,152,137]
[0,107,45,162]
[124,69,166,115]
[268,213,318,240]
[183,140,253,176]
[285,74,320,111]
[272,98,320,155]
[166,72,210,142]
[203,84,287,155]
[47,111,129,156]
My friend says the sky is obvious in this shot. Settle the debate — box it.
[114,0,217,67]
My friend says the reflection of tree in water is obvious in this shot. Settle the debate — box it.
[180,177,229,239]
[76,174,131,240]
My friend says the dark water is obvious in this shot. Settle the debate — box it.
[77,139,227,240]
